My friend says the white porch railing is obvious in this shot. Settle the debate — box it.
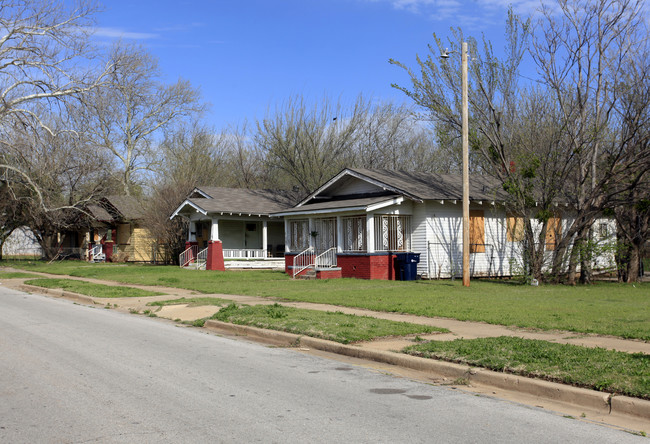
[195,247,208,270]
[315,247,337,268]
[179,245,198,268]
[223,248,266,259]
[292,247,315,279]
[90,244,105,262]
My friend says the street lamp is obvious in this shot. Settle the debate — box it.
[441,42,470,287]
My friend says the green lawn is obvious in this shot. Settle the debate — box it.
[404,337,650,399]
[0,271,41,279]
[4,260,649,340]
[24,278,165,298]
[210,303,443,344]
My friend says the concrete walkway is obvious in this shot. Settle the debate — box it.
[3,268,649,355]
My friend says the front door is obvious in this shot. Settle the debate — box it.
[244,222,261,249]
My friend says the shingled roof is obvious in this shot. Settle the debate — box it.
[347,168,506,201]
[104,195,145,220]
[173,187,300,218]
[295,168,507,208]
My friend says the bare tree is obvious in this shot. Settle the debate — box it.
[85,42,206,195]
[353,102,442,172]
[158,121,229,191]
[389,11,565,279]
[256,94,368,194]
[531,0,649,283]
[5,112,117,259]
[222,122,267,188]
[0,0,114,212]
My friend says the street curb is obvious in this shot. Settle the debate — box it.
[18,284,97,306]
[203,319,650,423]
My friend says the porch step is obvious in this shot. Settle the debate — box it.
[298,269,317,280]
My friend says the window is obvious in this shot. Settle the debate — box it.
[374,215,411,251]
[599,222,609,238]
[288,219,309,251]
[506,215,524,242]
[342,216,366,252]
[545,216,561,251]
[470,210,485,253]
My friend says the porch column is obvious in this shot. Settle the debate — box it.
[188,220,197,242]
[284,219,290,253]
[262,220,268,257]
[308,218,315,249]
[206,217,225,271]
[336,215,343,253]
[210,218,219,241]
[366,213,375,253]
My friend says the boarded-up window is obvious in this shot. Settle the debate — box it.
[545,216,561,251]
[506,215,524,242]
[469,210,485,253]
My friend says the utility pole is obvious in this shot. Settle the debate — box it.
[461,41,470,287]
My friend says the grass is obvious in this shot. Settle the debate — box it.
[3,260,649,340]
[0,271,41,279]
[210,303,445,344]
[24,278,165,298]
[147,296,233,307]
[404,336,650,399]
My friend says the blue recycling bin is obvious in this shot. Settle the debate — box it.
[395,252,420,281]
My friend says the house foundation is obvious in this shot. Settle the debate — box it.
[285,252,398,280]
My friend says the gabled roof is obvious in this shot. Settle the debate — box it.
[171,187,300,219]
[295,168,506,208]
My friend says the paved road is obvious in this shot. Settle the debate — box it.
[0,286,644,443]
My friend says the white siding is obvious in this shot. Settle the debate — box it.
[411,202,428,277]
[425,202,463,278]
[422,203,525,278]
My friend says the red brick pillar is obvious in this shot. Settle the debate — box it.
[206,240,225,271]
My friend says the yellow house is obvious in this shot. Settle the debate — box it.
[84,196,164,263]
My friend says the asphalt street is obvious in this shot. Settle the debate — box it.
[0,285,645,443]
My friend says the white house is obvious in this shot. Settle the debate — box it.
[274,168,616,280]
[171,186,298,269]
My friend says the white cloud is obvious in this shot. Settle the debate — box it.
[92,27,159,40]
[373,0,544,22]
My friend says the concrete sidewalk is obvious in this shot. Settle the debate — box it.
[3,267,649,354]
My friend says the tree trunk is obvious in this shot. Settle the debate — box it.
[626,245,640,283]
[579,228,594,284]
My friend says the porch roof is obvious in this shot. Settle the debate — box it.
[273,195,403,216]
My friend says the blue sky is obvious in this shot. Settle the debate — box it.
[93,0,542,128]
